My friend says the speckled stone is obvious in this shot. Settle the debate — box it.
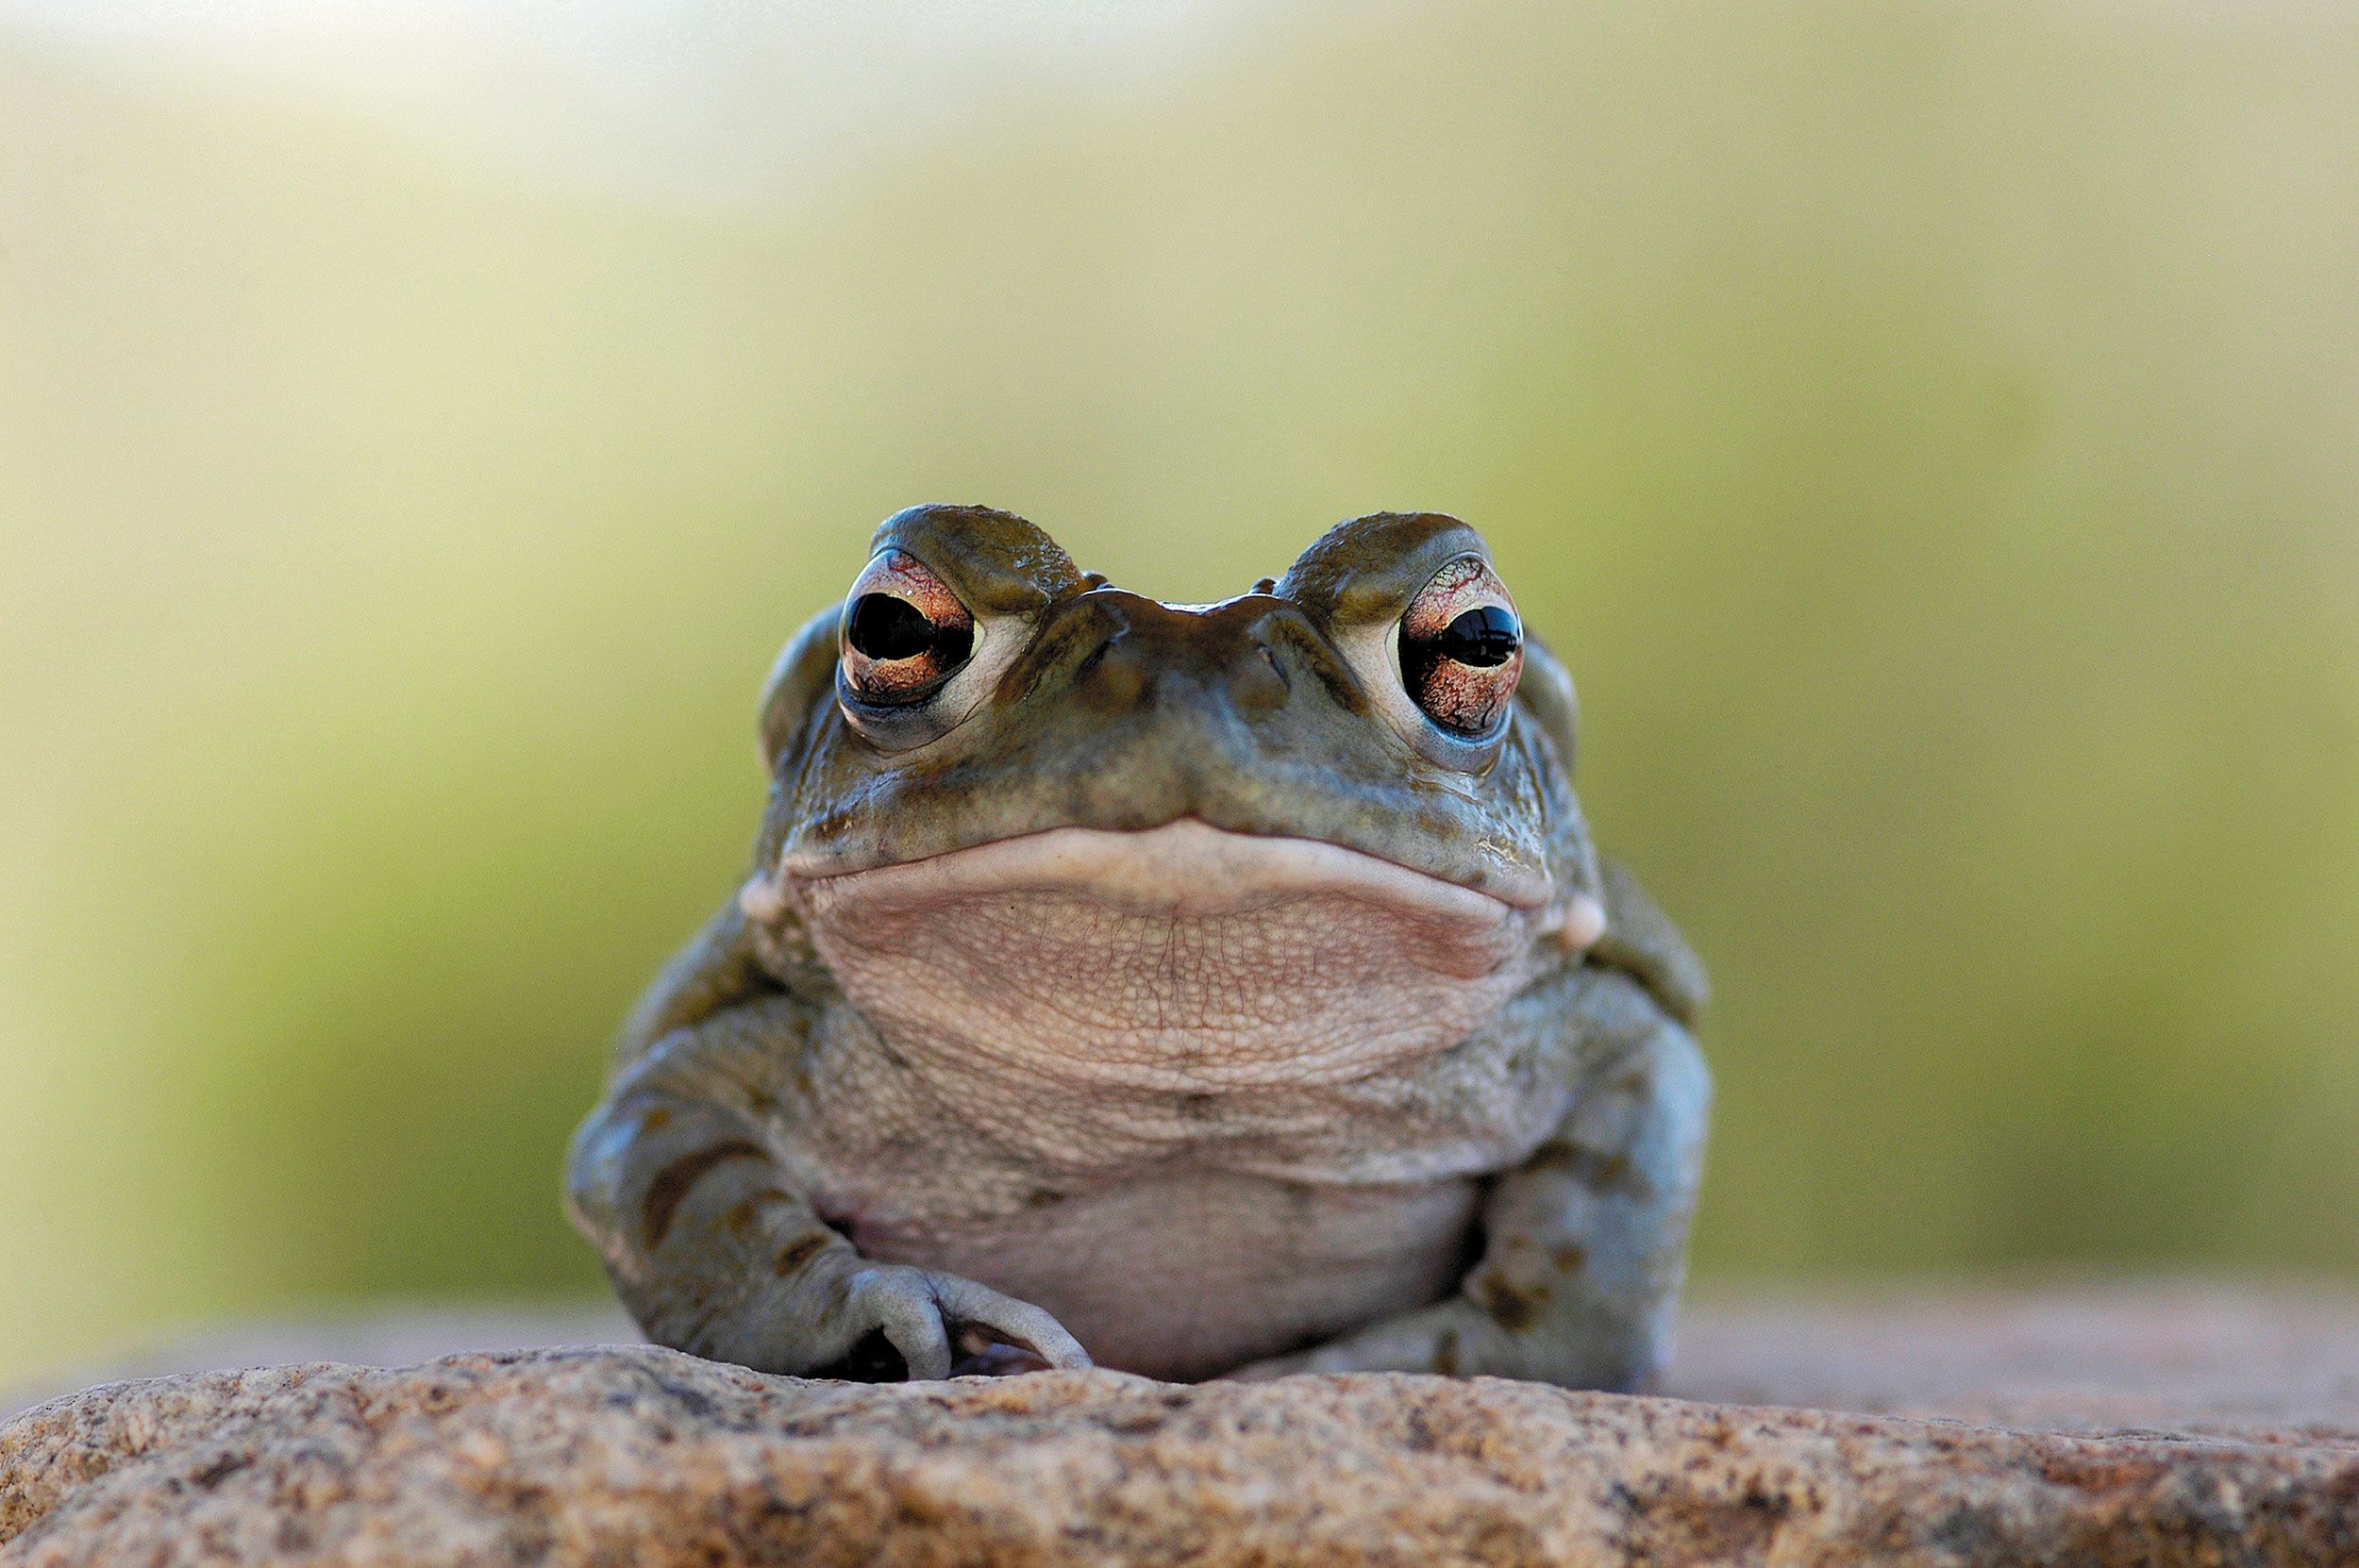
[5,1338,2357,1566]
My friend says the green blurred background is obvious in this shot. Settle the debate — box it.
[4,0,2356,1390]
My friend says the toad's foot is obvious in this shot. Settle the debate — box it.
[803,1261,1091,1382]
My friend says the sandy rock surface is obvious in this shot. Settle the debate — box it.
[3,1287,2355,1566]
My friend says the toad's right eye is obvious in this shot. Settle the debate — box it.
[1397,556,1521,737]
[839,550,974,704]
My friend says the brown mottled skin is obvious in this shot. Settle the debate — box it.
[566,506,1708,1385]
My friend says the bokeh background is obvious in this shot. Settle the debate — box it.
[5,0,2356,1391]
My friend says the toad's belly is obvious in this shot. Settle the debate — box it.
[849,1171,1481,1380]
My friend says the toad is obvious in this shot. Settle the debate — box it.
[566,505,1708,1386]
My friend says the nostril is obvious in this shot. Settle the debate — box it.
[1230,643,1290,716]
[1076,634,1151,708]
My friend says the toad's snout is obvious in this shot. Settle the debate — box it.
[1056,590,1354,725]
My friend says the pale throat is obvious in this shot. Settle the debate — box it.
[745,819,1603,1094]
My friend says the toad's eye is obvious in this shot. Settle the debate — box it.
[840,549,974,704]
[1399,557,1522,735]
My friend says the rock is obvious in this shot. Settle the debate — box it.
[1666,1283,2359,1442]
[3,1289,2357,1565]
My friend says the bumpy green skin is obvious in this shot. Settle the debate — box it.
[566,506,1708,1387]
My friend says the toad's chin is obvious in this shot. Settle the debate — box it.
[745,819,1602,1090]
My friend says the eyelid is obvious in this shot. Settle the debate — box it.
[846,549,971,632]
[1402,555,1514,637]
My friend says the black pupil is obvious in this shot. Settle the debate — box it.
[847,592,967,664]
[1434,605,1520,667]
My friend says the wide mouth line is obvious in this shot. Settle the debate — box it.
[781,818,1547,913]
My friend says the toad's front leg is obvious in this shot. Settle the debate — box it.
[565,997,1089,1380]
[1227,968,1708,1390]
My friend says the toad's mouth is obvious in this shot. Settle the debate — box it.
[747,820,1600,1088]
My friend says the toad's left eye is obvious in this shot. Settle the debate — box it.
[840,549,974,704]
[1399,558,1522,735]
